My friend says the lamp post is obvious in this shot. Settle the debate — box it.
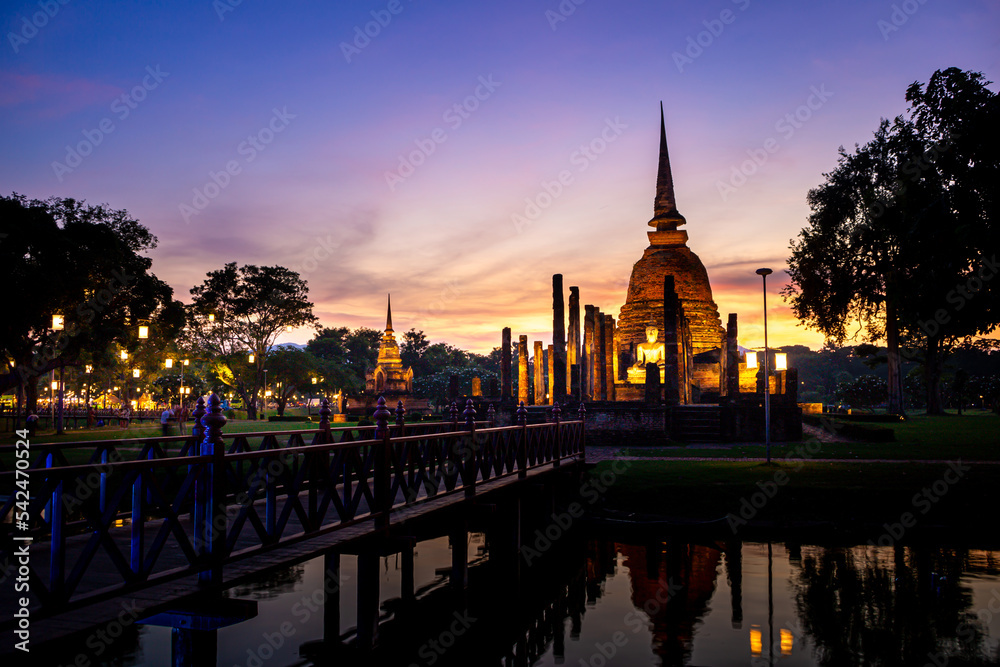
[756,268,773,462]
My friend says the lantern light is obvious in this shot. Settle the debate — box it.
[85,364,93,374]
[165,358,174,369]
[248,353,255,364]
[745,351,757,370]
[208,313,215,322]
[138,326,149,339]
[120,350,129,361]
[781,629,793,655]
[183,359,189,366]
[133,369,141,378]
[775,353,788,371]
[750,627,762,656]
[312,377,317,385]
[51,381,58,390]
[52,314,65,330]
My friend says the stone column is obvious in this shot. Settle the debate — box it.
[596,311,607,401]
[604,315,616,402]
[552,275,566,400]
[518,336,529,405]
[583,305,596,400]
[726,313,740,400]
[547,344,556,406]
[533,341,545,406]
[663,277,680,404]
[501,327,512,400]
[567,286,580,399]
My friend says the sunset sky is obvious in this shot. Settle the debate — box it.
[3,0,998,353]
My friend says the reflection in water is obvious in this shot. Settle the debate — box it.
[35,535,1000,666]
[790,545,993,666]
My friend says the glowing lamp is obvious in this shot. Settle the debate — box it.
[165,359,174,369]
[285,325,293,332]
[775,353,788,371]
[248,353,255,364]
[133,369,141,378]
[138,326,149,339]
[312,377,317,385]
[750,627,762,656]
[745,351,758,369]
[208,313,215,322]
[51,381,58,390]
[52,314,65,330]
[120,350,129,361]
[85,365,93,373]
[265,390,272,397]
[183,359,189,366]
[781,629,793,655]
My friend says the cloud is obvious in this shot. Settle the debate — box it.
[0,71,122,118]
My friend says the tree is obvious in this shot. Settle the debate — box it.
[784,68,998,416]
[306,327,381,392]
[186,263,318,419]
[265,346,319,416]
[0,194,184,415]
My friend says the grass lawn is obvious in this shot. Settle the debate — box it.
[590,459,997,534]
[619,411,999,461]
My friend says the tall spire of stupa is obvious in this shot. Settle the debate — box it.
[385,294,393,333]
[648,102,686,231]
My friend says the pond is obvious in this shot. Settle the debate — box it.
[48,532,1000,666]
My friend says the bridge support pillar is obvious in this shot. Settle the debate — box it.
[323,551,341,645]
[356,552,380,651]
[401,542,415,603]
[171,627,217,667]
[450,523,468,593]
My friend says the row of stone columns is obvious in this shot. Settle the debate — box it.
[498,274,617,405]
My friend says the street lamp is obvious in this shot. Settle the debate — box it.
[138,325,149,339]
[756,267,773,462]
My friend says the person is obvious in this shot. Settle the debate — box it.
[87,404,95,429]
[122,405,131,429]
[160,406,174,436]
[178,404,188,433]
[26,412,38,438]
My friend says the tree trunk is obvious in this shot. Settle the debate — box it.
[885,300,905,417]
[925,337,945,415]
[277,397,286,417]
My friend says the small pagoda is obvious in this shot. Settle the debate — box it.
[365,295,414,395]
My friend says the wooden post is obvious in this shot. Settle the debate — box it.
[373,397,392,530]
[323,551,341,644]
[198,393,227,588]
[356,552,380,650]
[516,402,528,478]
[462,399,477,498]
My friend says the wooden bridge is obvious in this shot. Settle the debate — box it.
[0,395,585,659]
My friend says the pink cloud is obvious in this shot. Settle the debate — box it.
[0,71,122,118]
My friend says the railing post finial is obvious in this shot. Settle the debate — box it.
[487,402,496,427]
[395,400,406,427]
[319,398,331,433]
[516,401,528,426]
[578,402,586,423]
[463,398,476,431]
[450,401,459,425]
[551,402,561,424]
[374,396,392,439]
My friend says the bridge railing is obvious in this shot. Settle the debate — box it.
[0,396,584,612]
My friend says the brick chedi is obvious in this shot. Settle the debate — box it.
[615,104,725,400]
[365,295,414,395]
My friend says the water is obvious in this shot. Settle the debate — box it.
[45,534,1000,666]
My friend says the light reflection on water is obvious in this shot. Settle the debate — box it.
[74,537,1000,666]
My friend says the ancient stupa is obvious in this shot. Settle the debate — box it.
[365,295,414,395]
[615,104,726,399]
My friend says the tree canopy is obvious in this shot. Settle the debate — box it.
[784,68,999,414]
[0,194,183,410]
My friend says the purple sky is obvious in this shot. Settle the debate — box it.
[3,0,998,352]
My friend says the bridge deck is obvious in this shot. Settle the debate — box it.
[7,458,572,649]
